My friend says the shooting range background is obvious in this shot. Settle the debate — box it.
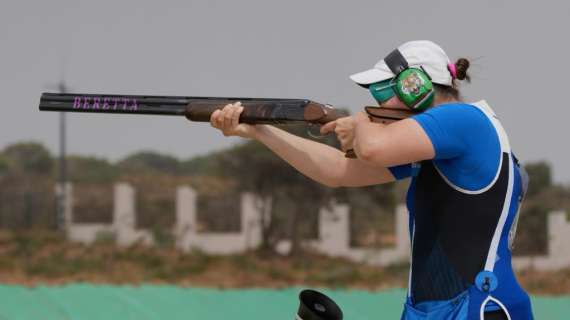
[0,0,569,183]
[1,1,570,319]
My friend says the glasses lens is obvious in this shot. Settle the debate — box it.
[369,79,396,103]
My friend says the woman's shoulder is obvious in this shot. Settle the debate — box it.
[425,102,488,118]
[413,101,492,132]
[428,101,503,191]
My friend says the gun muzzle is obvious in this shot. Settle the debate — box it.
[296,290,343,320]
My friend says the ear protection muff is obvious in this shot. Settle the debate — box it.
[384,49,434,111]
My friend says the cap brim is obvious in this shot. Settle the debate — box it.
[349,68,394,86]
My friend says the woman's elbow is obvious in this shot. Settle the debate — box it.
[320,157,349,188]
[313,173,342,188]
[322,180,342,188]
[356,146,375,163]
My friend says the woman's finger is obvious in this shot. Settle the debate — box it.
[215,104,228,128]
[335,118,353,132]
[230,102,242,126]
[210,109,221,128]
[226,104,239,130]
[217,109,225,128]
[340,139,352,151]
[320,121,337,135]
[217,110,226,128]
[231,104,243,128]
[221,104,234,129]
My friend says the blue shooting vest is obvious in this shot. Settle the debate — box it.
[400,101,533,320]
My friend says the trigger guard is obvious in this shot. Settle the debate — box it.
[307,124,326,139]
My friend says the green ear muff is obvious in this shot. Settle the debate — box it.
[393,68,434,111]
[368,79,396,103]
[381,48,435,112]
[368,70,433,111]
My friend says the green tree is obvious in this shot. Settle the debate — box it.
[180,152,222,176]
[524,161,552,197]
[2,142,53,175]
[513,161,570,255]
[67,155,118,183]
[334,183,396,248]
[0,143,56,229]
[0,154,9,176]
[118,151,180,175]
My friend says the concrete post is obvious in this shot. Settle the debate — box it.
[318,202,350,254]
[55,182,73,231]
[113,183,136,246]
[546,211,570,269]
[175,186,197,250]
[241,192,265,250]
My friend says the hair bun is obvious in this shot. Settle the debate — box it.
[455,58,471,82]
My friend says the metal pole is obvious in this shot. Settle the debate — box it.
[47,76,70,231]
[57,111,67,231]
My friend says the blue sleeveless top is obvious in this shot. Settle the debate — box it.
[389,101,533,320]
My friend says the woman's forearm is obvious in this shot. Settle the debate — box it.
[253,125,346,187]
[353,122,383,162]
[353,118,435,167]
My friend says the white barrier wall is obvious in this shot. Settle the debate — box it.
[60,182,114,244]
[63,182,570,270]
[313,202,350,254]
[174,186,196,249]
[305,203,410,266]
[113,183,153,246]
[174,186,261,254]
[345,204,410,266]
[174,190,263,254]
[66,183,150,245]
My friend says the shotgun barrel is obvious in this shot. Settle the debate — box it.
[39,92,346,125]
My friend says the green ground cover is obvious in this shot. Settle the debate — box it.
[0,285,567,319]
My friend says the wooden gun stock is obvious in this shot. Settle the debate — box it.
[344,106,416,158]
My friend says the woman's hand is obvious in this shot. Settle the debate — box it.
[320,112,370,152]
[353,111,372,125]
[210,102,258,139]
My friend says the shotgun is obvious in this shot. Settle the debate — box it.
[38,92,415,157]
[38,93,346,125]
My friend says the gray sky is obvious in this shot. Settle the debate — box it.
[1,0,569,183]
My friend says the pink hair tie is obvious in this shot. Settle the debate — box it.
[447,63,457,79]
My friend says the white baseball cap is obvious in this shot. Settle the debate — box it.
[350,40,454,87]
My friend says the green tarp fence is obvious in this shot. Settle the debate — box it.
[0,285,568,319]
